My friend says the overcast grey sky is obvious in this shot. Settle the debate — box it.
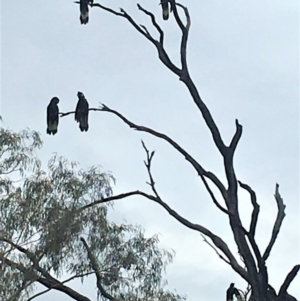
[1,1,299,300]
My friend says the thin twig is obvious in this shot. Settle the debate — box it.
[92,2,181,75]
[59,108,101,117]
[137,4,164,45]
[201,234,230,264]
[141,140,160,198]
[171,1,190,72]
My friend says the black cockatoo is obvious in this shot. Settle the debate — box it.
[160,0,170,20]
[226,283,235,301]
[47,97,59,135]
[226,283,242,301]
[78,0,93,24]
[75,92,89,132]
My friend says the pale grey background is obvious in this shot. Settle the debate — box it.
[1,1,299,300]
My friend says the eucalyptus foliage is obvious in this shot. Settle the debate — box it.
[0,126,185,301]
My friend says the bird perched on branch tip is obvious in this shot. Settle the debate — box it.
[160,0,171,20]
[75,92,89,132]
[226,283,243,301]
[76,0,93,24]
[46,97,59,135]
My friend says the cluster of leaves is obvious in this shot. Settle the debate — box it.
[0,127,42,188]
[0,126,185,301]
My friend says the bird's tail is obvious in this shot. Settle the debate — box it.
[80,12,89,24]
[162,3,169,20]
[47,122,58,135]
[79,117,89,132]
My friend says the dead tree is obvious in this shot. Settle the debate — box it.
[60,1,299,300]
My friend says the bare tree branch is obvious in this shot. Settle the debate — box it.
[237,180,269,290]
[91,2,181,75]
[278,264,300,299]
[80,237,121,301]
[27,272,95,301]
[229,119,243,152]
[90,2,124,17]
[67,3,297,299]
[184,78,228,157]
[238,180,259,238]
[1,257,92,301]
[81,191,248,280]
[98,104,256,281]
[79,190,148,211]
[90,0,229,157]
[263,183,286,261]
[59,108,101,117]
[141,140,160,199]
[200,234,230,264]
[170,1,190,71]
[79,140,248,282]
[200,174,229,215]
[60,104,250,283]
[137,4,164,45]
[2,238,51,279]
[99,103,227,199]
[139,24,152,38]
[36,276,92,301]
[170,0,185,31]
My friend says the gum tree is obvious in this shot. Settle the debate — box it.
[0,126,186,301]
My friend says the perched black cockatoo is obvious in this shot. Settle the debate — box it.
[226,283,235,301]
[46,97,59,135]
[226,283,243,301]
[75,92,89,132]
[78,0,93,24]
[160,0,170,20]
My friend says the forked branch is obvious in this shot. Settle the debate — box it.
[80,142,248,281]
[90,1,229,157]
[137,4,164,45]
[263,184,286,261]
[201,234,230,264]
[81,189,248,281]
[170,0,190,71]
[99,103,227,198]
[278,264,300,299]
[237,181,267,283]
